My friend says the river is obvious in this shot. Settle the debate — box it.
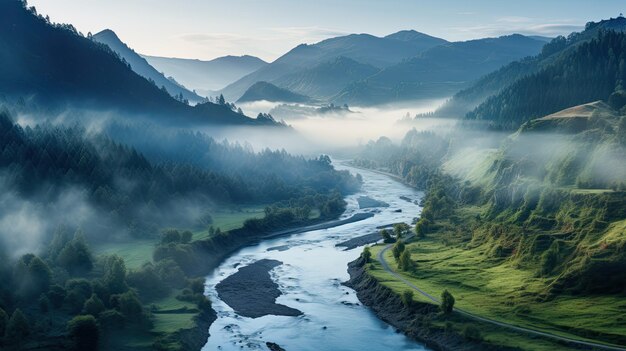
[202,163,429,351]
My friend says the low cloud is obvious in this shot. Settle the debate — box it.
[450,17,583,39]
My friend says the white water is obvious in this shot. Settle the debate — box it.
[202,163,429,351]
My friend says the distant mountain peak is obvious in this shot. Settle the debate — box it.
[385,30,448,43]
[93,29,204,103]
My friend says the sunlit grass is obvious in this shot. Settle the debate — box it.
[367,240,626,349]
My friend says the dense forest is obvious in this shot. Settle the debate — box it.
[427,17,626,128]
[466,30,626,129]
[0,0,267,126]
[0,106,360,350]
[0,110,359,241]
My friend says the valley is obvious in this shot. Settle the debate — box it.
[1,1,626,350]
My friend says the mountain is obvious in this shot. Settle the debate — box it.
[272,56,380,99]
[465,29,626,129]
[0,0,265,126]
[220,31,448,101]
[432,17,626,120]
[237,81,313,104]
[333,34,546,105]
[92,29,204,104]
[143,55,268,95]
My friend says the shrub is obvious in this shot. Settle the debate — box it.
[381,229,394,243]
[392,241,405,260]
[67,315,99,351]
[97,309,125,330]
[462,325,482,341]
[440,290,455,314]
[399,249,414,271]
[401,289,414,307]
[83,294,105,316]
[361,247,372,262]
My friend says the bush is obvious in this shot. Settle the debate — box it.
[67,315,99,351]
[57,233,94,275]
[414,218,431,238]
[381,229,394,243]
[127,263,169,299]
[393,223,411,239]
[462,324,482,341]
[97,309,125,330]
[361,247,372,262]
[401,289,414,307]
[440,289,455,314]
[398,249,414,272]
[392,241,405,260]
[83,294,105,316]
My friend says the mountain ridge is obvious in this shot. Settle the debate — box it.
[92,29,204,104]
[143,54,268,95]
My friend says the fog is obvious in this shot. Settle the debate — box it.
[0,178,102,258]
[229,98,453,154]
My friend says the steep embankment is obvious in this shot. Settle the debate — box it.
[346,258,522,351]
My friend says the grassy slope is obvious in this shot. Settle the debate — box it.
[367,230,626,350]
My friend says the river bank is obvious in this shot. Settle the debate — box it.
[201,162,428,350]
[172,212,374,350]
[345,258,522,351]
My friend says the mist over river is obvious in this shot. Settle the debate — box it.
[202,162,429,351]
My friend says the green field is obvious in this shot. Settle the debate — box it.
[192,205,266,240]
[150,291,199,334]
[93,205,267,270]
[368,241,626,350]
[94,239,156,270]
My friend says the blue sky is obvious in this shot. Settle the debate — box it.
[29,0,626,61]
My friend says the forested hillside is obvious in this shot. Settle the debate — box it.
[429,17,626,128]
[0,0,264,126]
[0,110,359,239]
[466,30,626,129]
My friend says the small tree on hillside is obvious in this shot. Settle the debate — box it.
[401,289,414,307]
[441,289,455,314]
[361,246,372,263]
[380,229,394,243]
[392,240,405,260]
[393,223,410,239]
[399,249,414,271]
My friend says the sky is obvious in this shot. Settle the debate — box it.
[29,0,626,62]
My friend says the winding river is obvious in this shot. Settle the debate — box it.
[202,163,429,351]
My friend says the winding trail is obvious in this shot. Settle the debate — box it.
[377,242,626,351]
